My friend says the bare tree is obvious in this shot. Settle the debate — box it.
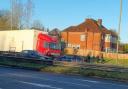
[24,0,33,28]
[11,0,24,29]
[10,0,34,29]
[32,20,43,30]
[0,10,11,30]
[49,28,60,36]
[1,0,34,30]
[109,29,117,34]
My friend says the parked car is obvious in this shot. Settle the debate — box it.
[56,55,83,62]
[17,50,53,60]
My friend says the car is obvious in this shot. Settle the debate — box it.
[57,55,83,62]
[17,50,53,60]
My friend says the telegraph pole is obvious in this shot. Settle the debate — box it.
[116,0,122,63]
[10,0,13,30]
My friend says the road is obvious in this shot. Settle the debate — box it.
[0,66,128,89]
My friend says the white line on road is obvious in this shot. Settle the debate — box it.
[7,73,128,89]
[19,81,63,89]
[75,79,128,88]
[8,73,90,87]
[76,79,100,83]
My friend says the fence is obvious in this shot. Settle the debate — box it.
[103,52,128,59]
[0,55,53,65]
[64,48,128,59]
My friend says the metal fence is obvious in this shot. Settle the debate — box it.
[0,55,53,65]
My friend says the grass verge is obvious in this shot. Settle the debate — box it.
[40,66,128,81]
[0,59,128,82]
[103,58,128,67]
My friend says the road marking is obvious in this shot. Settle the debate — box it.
[5,73,128,88]
[75,79,128,88]
[9,73,90,87]
[76,79,100,83]
[19,81,63,89]
[7,73,128,88]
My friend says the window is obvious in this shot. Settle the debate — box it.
[68,44,72,47]
[105,34,111,42]
[80,35,86,41]
[44,42,49,48]
[49,43,61,50]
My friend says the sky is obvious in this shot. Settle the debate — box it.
[0,0,128,43]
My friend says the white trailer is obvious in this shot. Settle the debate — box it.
[0,29,48,52]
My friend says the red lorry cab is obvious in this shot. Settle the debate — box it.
[36,33,61,56]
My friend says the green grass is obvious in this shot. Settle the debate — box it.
[41,66,80,74]
[40,66,128,81]
[0,58,128,81]
[103,58,128,67]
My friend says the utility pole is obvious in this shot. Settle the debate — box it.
[10,0,13,30]
[116,0,122,63]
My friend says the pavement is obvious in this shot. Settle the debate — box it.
[0,66,128,89]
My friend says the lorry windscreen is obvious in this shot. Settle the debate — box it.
[49,43,60,50]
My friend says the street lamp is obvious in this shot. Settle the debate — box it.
[116,0,122,64]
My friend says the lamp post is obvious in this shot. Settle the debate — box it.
[116,0,122,64]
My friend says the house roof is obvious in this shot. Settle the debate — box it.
[63,19,117,36]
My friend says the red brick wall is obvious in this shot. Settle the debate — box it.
[105,42,111,48]
[61,31,102,51]
[61,32,86,48]
[93,32,102,51]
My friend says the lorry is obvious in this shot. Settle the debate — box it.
[0,29,61,56]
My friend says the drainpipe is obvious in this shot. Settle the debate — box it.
[85,28,88,56]
[67,32,69,47]
[92,31,94,57]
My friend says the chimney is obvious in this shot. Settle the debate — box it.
[97,19,102,26]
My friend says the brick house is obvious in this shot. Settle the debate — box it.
[61,19,117,55]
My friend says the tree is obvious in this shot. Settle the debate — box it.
[49,28,62,43]
[24,0,34,28]
[109,29,118,36]
[10,0,34,29]
[0,0,34,30]
[11,0,24,29]
[46,28,50,32]
[32,20,44,30]
[122,43,128,53]
[49,28,60,36]
[0,10,11,30]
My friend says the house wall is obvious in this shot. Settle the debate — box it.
[61,19,118,54]
[61,31,102,51]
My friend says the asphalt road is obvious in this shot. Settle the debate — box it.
[0,66,128,89]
